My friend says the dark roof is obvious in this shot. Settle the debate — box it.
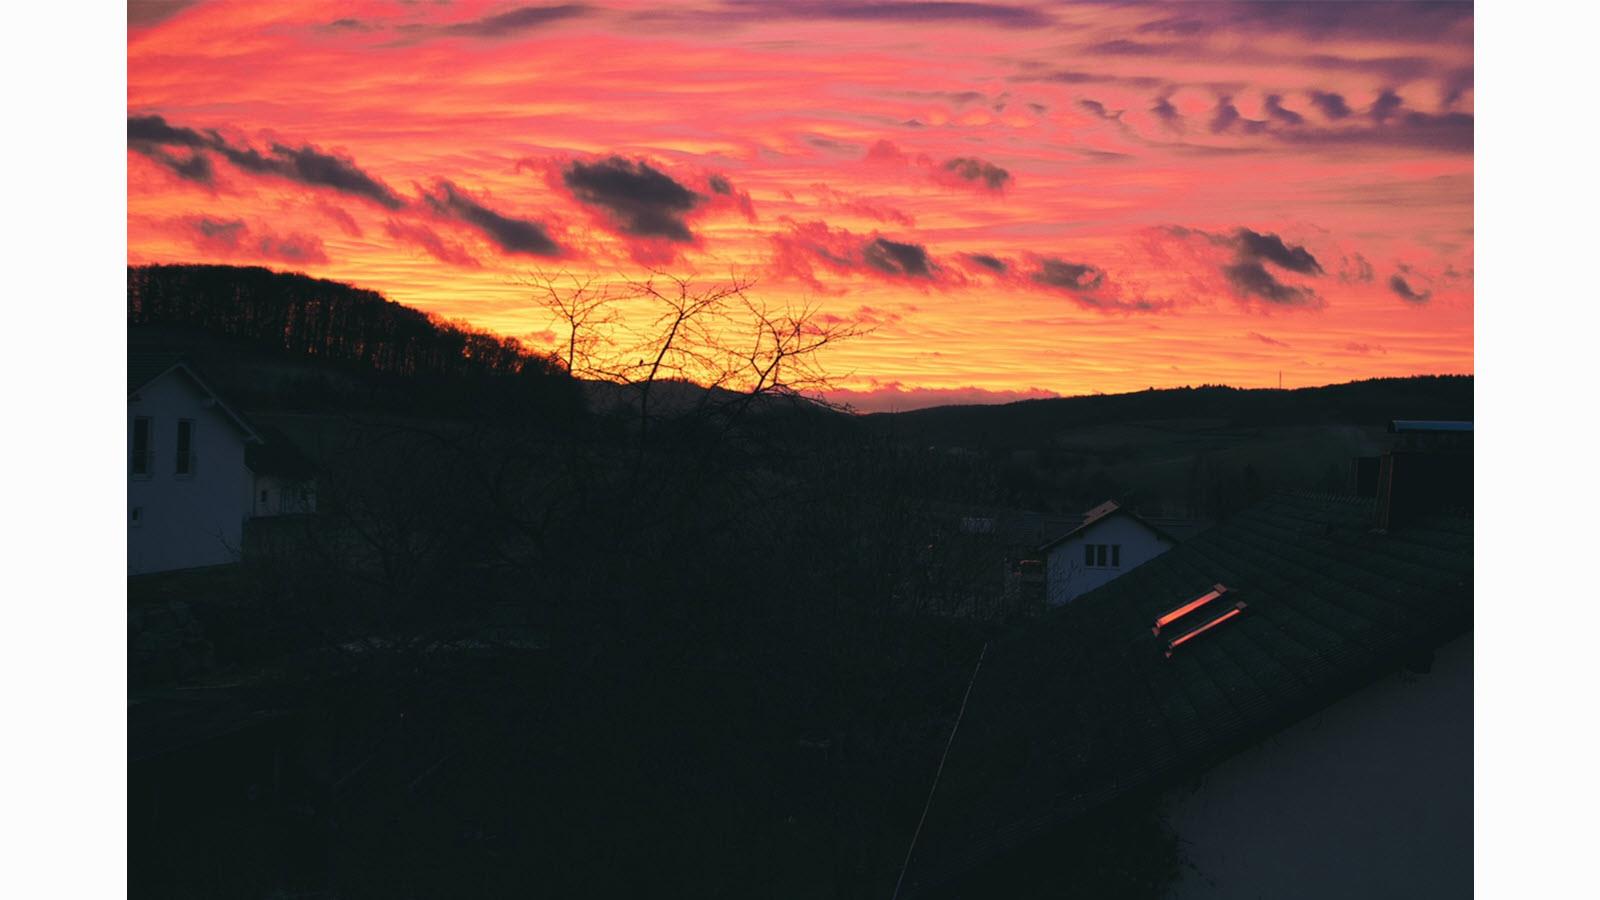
[1390,420,1473,433]
[246,424,318,478]
[1035,500,1179,553]
[128,351,186,394]
[128,689,293,763]
[903,492,1472,893]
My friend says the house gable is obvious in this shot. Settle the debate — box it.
[128,361,259,574]
[1037,501,1177,607]
[129,356,261,444]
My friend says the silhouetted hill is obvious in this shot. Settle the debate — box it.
[128,264,578,415]
[863,376,1472,449]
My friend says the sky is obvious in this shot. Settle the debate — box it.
[127,0,1474,410]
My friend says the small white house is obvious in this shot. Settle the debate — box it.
[1038,501,1176,607]
[128,356,261,575]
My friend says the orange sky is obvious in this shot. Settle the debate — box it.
[128,0,1473,410]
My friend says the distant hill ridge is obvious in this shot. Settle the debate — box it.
[863,374,1472,447]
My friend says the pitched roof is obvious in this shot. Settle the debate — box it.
[128,354,262,443]
[1035,500,1178,552]
[903,492,1472,894]
[128,351,186,394]
[245,424,318,478]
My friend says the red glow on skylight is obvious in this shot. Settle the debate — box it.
[1153,584,1228,635]
[1164,603,1247,658]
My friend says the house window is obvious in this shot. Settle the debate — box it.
[175,420,195,475]
[131,417,152,477]
[130,506,143,527]
[1083,543,1124,569]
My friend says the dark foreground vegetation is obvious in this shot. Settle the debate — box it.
[128,265,1472,898]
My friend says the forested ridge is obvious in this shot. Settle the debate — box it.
[128,264,564,382]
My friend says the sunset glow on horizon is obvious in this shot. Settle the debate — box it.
[128,0,1474,410]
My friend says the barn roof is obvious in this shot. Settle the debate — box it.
[1035,500,1178,553]
[128,354,261,443]
[901,492,1472,894]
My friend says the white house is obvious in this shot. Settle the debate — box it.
[128,356,261,575]
[1038,500,1176,607]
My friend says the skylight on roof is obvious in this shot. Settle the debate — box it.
[1165,602,1248,658]
[1153,584,1229,636]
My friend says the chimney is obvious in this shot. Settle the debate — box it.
[1375,420,1473,530]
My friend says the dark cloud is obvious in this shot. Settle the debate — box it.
[1080,99,1120,120]
[1136,16,1209,36]
[1343,341,1386,355]
[1303,53,1436,81]
[1165,225,1325,307]
[724,1,1055,29]
[1370,88,1404,123]
[1031,258,1106,292]
[1029,256,1170,312]
[1389,273,1433,304]
[1276,110,1474,154]
[1441,67,1474,107]
[1263,95,1304,126]
[1010,70,1165,89]
[863,237,934,278]
[1223,1,1473,43]
[965,253,1009,273]
[129,0,202,27]
[708,174,733,195]
[807,134,859,155]
[440,4,592,37]
[1248,331,1291,348]
[1086,39,1168,55]
[128,114,210,148]
[940,156,1012,191]
[767,220,947,289]
[264,143,406,209]
[192,217,246,243]
[1223,260,1318,305]
[130,115,406,207]
[1151,94,1182,129]
[1308,91,1351,120]
[322,17,378,32]
[562,156,705,242]
[134,145,214,184]
[1235,228,1323,275]
[422,180,562,256]
[128,116,218,184]
[1210,96,1267,134]
[165,152,214,183]
[891,89,989,106]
